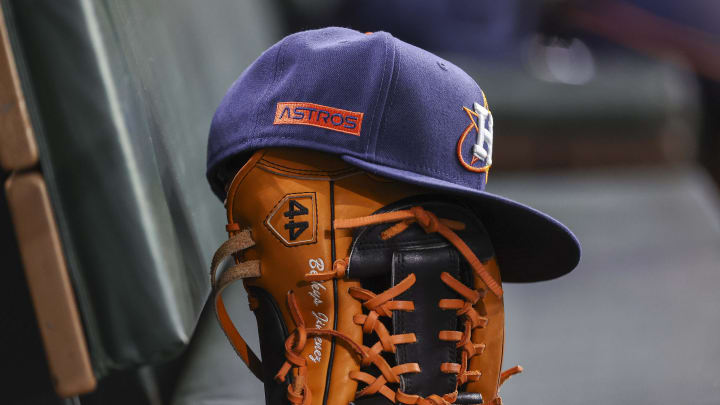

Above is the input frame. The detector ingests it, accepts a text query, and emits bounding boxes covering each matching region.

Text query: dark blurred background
[1,1,718,404]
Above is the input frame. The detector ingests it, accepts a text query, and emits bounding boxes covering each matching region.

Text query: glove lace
[276,206,520,404]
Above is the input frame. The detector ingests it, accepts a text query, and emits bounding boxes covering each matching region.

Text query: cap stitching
[365,32,391,156]
[248,37,287,144]
[376,38,402,163]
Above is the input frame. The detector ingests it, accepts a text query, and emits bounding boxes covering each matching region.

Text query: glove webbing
[276,206,507,405]
[210,208,522,403]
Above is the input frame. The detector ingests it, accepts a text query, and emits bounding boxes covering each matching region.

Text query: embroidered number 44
[284,199,309,241]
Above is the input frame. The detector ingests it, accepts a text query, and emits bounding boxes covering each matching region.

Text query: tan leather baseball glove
[210,148,521,405]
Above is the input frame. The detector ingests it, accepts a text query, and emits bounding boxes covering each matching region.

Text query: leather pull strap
[210,228,263,380]
[391,246,461,397]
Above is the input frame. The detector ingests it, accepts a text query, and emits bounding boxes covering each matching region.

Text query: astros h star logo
[456,98,494,178]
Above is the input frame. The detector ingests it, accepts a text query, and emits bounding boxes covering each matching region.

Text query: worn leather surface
[225,148,429,405]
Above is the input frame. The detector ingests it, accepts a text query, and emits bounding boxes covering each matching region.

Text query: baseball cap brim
[341,155,580,283]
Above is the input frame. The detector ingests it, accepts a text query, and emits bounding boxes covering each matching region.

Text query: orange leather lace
[276,206,521,405]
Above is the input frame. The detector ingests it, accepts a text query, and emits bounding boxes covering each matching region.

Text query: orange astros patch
[273,102,363,136]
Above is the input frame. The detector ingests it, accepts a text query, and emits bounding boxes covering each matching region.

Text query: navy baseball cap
[207,27,580,282]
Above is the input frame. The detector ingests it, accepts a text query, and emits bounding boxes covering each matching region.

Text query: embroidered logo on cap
[274,102,363,136]
[457,99,493,176]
